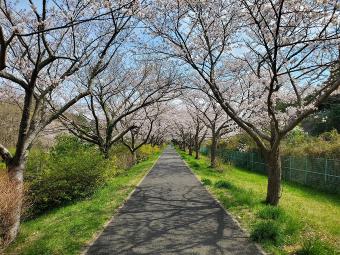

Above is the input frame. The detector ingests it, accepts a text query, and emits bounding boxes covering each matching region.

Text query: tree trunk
[3,162,24,246]
[100,144,110,159]
[132,150,137,162]
[195,145,199,159]
[103,150,110,159]
[188,143,193,156]
[210,134,217,168]
[194,136,199,159]
[102,149,110,159]
[265,148,282,205]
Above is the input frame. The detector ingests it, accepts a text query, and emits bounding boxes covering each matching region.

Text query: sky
[17,0,42,9]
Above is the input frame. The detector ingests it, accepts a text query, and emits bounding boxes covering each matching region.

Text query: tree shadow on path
[85,149,264,255]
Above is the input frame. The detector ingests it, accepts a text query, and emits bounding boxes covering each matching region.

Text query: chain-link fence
[200,147,340,194]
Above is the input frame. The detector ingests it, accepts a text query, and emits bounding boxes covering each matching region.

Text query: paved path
[86,147,264,255]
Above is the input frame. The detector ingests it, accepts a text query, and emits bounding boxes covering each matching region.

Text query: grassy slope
[178,150,340,255]
[4,153,160,255]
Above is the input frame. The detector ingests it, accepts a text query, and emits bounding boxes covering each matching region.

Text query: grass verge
[4,153,160,255]
[177,149,340,255]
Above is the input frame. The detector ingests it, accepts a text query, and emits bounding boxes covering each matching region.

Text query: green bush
[214,158,231,173]
[216,129,340,158]
[109,144,134,169]
[250,221,283,245]
[25,136,111,217]
[109,144,159,169]
[191,162,200,168]
[201,178,212,186]
[286,126,309,146]
[296,239,337,255]
[138,144,160,161]
[0,162,5,171]
[220,133,257,152]
[214,180,233,189]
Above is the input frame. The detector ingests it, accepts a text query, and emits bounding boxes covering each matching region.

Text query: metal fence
[201,148,340,194]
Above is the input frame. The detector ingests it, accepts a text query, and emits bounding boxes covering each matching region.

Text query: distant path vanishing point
[85,147,264,255]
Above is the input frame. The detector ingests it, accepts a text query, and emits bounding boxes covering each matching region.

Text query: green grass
[178,149,340,255]
[251,220,284,245]
[296,238,337,255]
[201,178,212,186]
[4,153,160,255]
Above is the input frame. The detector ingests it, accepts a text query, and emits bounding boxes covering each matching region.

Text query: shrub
[110,144,134,169]
[218,129,340,158]
[250,221,283,245]
[257,206,285,220]
[286,126,309,146]
[214,180,233,189]
[191,161,200,168]
[138,144,160,161]
[25,135,108,217]
[319,129,339,142]
[201,178,212,186]
[215,158,230,173]
[220,133,257,152]
[281,129,340,158]
[296,239,336,255]
[0,172,23,248]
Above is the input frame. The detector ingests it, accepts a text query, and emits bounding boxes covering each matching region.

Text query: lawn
[4,153,160,255]
[178,150,340,255]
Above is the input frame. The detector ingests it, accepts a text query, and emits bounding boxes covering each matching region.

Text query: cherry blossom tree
[0,0,139,245]
[60,60,180,158]
[185,92,235,166]
[191,113,207,160]
[184,99,207,159]
[168,100,206,157]
[170,106,192,151]
[149,118,170,147]
[144,0,340,205]
[121,106,164,161]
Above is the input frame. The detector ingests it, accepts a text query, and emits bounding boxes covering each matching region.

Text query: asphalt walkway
[86,147,264,255]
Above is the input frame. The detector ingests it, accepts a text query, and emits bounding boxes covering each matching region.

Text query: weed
[192,162,200,168]
[296,239,337,255]
[251,221,283,245]
[257,206,284,220]
[233,188,256,206]
[256,206,300,244]
[214,180,233,189]
[201,178,212,186]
